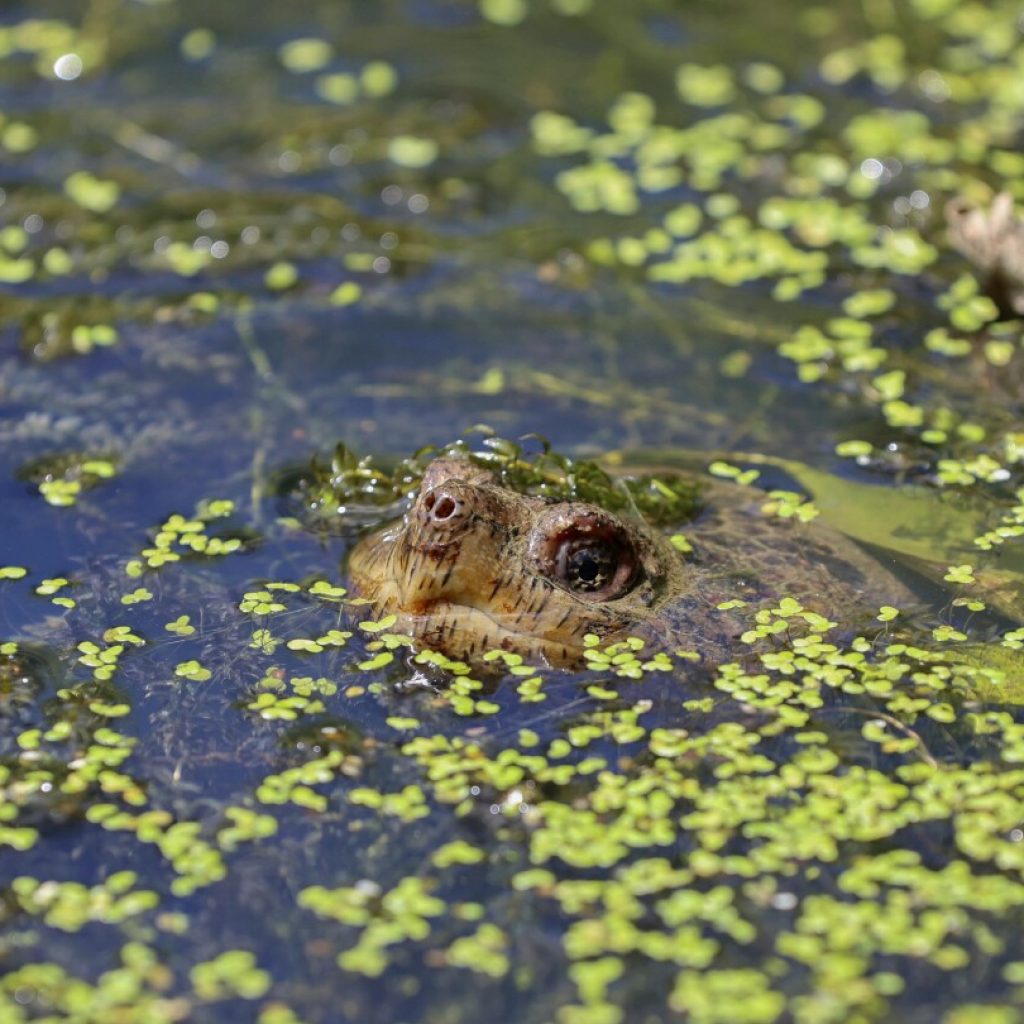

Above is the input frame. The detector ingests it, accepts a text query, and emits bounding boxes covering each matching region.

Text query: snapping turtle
[348,455,912,666]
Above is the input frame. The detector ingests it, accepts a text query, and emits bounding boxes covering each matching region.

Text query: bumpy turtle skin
[348,457,913,667]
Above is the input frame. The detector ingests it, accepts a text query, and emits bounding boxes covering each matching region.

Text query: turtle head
[348,457,677,665]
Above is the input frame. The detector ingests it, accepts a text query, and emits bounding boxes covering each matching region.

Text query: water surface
[3,2,1024,1021]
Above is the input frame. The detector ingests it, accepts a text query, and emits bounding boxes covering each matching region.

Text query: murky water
[4,1,1024,1021]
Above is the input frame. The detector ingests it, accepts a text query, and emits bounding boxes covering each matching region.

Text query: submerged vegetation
[295,430,703,527]
[4,0,1024,1022]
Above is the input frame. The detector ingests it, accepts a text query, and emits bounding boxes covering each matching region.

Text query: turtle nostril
[432,495,458,520]
[420,486,467,526]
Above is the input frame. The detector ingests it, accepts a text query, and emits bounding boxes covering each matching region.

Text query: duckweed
[20,452,119,507]
[189,950,271,1000]
[10,873,159,932]
[300,877,447,976]
[445,923,510,978]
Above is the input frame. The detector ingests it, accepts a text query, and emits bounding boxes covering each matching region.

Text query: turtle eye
[531,509,639,601]
[555,539,619,592]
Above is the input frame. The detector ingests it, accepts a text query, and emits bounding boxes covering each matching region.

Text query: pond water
[4,1,1024,1021]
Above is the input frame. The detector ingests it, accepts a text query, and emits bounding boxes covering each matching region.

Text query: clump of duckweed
[0,943,276,1022]
[16,297,131,362]
[247,670,337,721]
[582,634,674,679]
[0,945,191,1024]
[444,922,510,978]
[18,452,119,507]
[8,872,159,932]
[189,950,271,1000]
[0,632,145,853]
[86,806,229,897]
[299,877,447,977]
[125,500,245,576]
[256,749,362,811]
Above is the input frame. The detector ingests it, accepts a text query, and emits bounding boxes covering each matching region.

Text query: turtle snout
[418,482,471,530]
